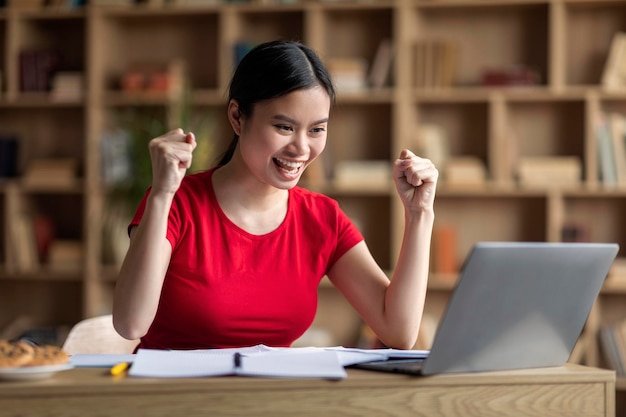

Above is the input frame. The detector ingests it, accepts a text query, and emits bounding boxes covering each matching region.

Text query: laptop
[351,242,619,375]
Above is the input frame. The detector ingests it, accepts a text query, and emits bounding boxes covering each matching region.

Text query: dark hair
[217,40,336,166]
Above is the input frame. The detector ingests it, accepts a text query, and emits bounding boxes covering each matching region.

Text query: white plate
[0,364,73,382]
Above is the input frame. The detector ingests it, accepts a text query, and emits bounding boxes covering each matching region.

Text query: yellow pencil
[110,362,130,376]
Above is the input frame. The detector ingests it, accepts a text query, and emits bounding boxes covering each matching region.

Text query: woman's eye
[311,127,327,134]
[276,124,293,132]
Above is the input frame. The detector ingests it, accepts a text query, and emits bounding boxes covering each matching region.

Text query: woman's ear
[228,99,243,136]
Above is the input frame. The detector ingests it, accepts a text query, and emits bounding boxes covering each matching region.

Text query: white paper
[324,347,429,366]
[129,347,347,379]
[70,354,136,368]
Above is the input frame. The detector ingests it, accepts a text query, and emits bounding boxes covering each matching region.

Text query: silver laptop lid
[422,242,619,375]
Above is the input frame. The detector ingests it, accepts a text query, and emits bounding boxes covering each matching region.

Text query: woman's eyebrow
[272,115,329,126]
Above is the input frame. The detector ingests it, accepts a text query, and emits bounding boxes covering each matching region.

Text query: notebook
[352,242,619,375]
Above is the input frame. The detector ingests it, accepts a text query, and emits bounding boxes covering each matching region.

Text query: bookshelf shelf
[0,270,83,282]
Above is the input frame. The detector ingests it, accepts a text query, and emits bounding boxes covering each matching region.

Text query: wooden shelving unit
[1,0,626,381]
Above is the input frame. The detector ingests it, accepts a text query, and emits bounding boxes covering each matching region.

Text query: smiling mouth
[273,157,305,175]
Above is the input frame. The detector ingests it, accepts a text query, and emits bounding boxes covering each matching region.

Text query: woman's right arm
[112,129,196,340]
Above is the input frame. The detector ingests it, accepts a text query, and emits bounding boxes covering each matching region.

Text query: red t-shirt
[129,168,364,349]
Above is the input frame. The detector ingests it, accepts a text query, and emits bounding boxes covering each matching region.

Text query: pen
[233,352,242,370]
[110,362,131,376]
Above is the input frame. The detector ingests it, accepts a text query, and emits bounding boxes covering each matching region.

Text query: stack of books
[50,72,84,102]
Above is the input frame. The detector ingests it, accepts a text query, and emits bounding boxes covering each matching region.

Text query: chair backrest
[62,314,139,355]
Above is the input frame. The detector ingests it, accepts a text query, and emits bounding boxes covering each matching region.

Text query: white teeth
[275,158,304,169]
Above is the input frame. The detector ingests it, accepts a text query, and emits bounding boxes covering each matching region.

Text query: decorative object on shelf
[120,58,186,96]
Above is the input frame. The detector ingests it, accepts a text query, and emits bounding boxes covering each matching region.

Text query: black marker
[233,352,242,369]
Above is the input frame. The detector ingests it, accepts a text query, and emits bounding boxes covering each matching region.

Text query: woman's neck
[211,160,289,235]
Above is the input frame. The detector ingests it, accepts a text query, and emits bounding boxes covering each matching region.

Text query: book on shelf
[368,38,393,89]
[517,156,582,188]
[50,71,84,102]
[19,49,61,92]
[5,185,39,274]
[22,158,78,188]
[326,57,368,93]
[443,157,487,188]
[609,112,626,186]
[601,32,626,90]
[595,111,626,188]
[414,38,457,89]
[432,224,458,276]
[333,160,391,189]
[480,66,540,87]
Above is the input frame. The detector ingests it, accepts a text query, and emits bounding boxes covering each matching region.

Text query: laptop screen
[420,242,618,375]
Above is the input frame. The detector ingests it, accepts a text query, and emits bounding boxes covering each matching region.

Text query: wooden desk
[0,364,615,417]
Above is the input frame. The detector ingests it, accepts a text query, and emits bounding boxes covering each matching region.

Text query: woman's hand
[148,128,197,196]
[393,149,438,214]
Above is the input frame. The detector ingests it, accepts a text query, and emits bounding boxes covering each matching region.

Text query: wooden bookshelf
[0,0,626,375]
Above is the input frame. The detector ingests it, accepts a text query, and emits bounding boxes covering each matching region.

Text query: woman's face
[235,86,331,190]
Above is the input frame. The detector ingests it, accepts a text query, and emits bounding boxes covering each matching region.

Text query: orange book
[433,225,458,275]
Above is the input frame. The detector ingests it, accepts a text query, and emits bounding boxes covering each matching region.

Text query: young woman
[113,40,438,350]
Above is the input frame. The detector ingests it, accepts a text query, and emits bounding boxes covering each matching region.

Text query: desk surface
[0,364,615,417]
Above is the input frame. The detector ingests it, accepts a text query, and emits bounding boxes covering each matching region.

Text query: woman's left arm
[327,149,438,349]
